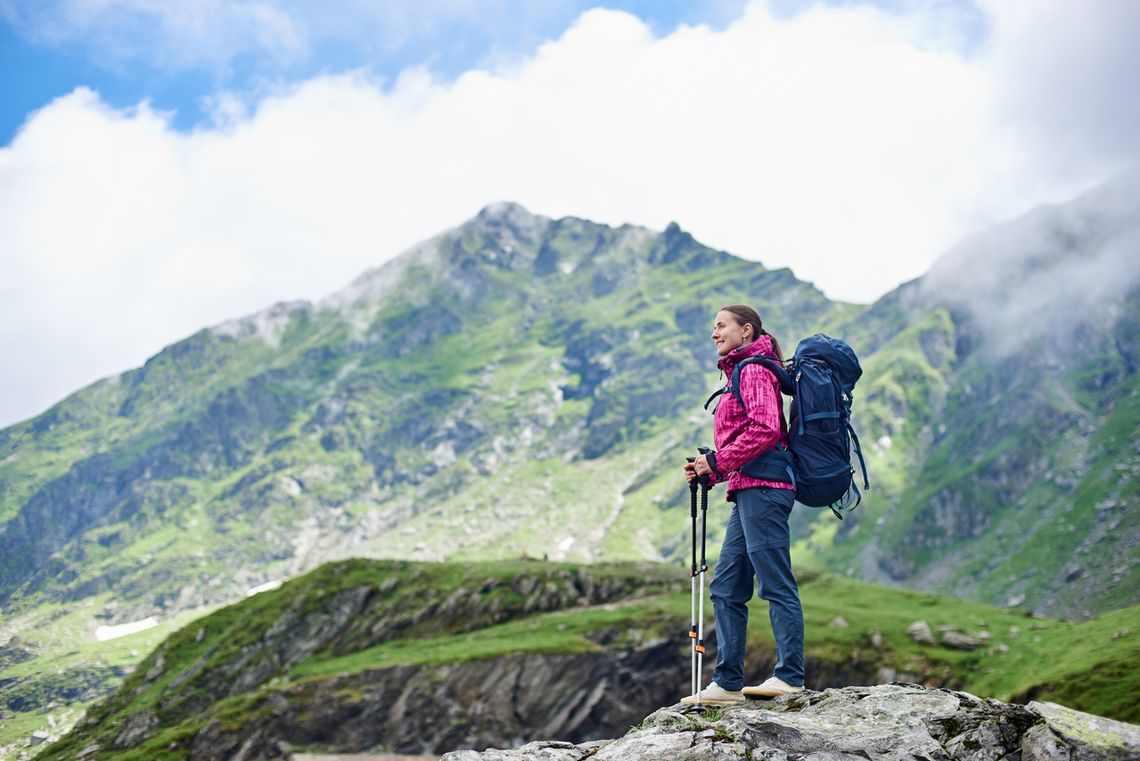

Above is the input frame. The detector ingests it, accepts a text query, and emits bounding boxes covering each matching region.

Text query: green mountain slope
[34,559,1140,760]
[0,206,848,623]
[6,185,1134,626]
[1,178,1138,753]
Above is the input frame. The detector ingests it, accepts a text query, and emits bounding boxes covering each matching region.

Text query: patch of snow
[246,580,283,597]
[95,617,158,642]
[558,537,575,552]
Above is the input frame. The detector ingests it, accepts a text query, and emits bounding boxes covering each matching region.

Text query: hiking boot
[742,677,806,698]
[680,681,745,705]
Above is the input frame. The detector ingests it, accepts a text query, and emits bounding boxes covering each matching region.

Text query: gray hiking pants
[710,486,805,689]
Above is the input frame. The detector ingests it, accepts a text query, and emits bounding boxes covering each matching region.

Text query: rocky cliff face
[115,639,929,761]
[183,648,680,760]
[442,684,1140,761]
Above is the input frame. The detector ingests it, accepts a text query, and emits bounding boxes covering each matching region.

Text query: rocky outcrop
[79,645,958,761]
[183,643,680,761]
[441,684,1140,761]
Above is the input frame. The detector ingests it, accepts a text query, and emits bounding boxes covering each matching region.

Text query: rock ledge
[441,684,1140,761]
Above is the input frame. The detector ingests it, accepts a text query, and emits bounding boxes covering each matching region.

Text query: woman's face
[712,310,753,357]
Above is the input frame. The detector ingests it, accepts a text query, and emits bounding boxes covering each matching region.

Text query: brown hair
[720,304,784,360]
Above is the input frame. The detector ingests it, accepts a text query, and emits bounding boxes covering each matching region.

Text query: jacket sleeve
[712,364,783,474]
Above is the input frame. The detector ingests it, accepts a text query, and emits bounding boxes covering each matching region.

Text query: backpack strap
[847,423,870,490]
[703,387,727,411]
[726,355,794,411]
[830,480,861,520]
[740,442,796,487]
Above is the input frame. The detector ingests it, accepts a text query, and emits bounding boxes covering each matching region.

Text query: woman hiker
[681,304,806,704]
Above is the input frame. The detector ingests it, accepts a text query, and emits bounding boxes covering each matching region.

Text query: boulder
[1028,701,1140,761]
[907,620,935,644]
[941,630,984,650]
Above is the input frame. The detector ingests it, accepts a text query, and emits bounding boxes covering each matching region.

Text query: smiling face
[712,309,754,356]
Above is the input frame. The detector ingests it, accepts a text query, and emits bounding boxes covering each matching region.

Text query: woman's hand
[683,461,698,483]
[683,455,714,483]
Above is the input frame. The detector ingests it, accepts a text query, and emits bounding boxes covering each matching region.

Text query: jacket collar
[718,335,776,374]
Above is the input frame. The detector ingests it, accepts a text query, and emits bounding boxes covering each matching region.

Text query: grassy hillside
[31,559,1140,760]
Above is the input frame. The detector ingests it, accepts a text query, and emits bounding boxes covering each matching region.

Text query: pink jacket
[707,336,794,498]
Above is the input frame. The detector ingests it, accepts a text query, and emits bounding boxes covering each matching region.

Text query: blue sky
[0,1,990,145]
[0,0,1136,427]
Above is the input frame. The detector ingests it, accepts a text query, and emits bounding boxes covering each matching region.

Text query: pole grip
[699,479,709,571]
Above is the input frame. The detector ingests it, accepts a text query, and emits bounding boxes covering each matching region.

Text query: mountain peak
[475,200,537,221]
[468,200,550,244]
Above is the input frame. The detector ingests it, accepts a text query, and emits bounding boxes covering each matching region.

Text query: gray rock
[111,708,158,749]
[144,651,166,682]
[907,620,935,644]
[591,725,747,760]
[1029,701,1140,760]
[1022,723,1073,761]
[445,685,1137,761]
[941,631,984,650]
[443,740,590,761]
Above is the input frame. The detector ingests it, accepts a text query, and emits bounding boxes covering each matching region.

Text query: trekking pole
[686,459,701,708]
[695,447,712,708]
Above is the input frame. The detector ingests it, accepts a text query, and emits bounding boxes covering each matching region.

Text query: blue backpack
[704,334,870,518]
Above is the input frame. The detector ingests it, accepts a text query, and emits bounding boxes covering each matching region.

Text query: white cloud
[1,1,1137,427]
[980,0,1140,178]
